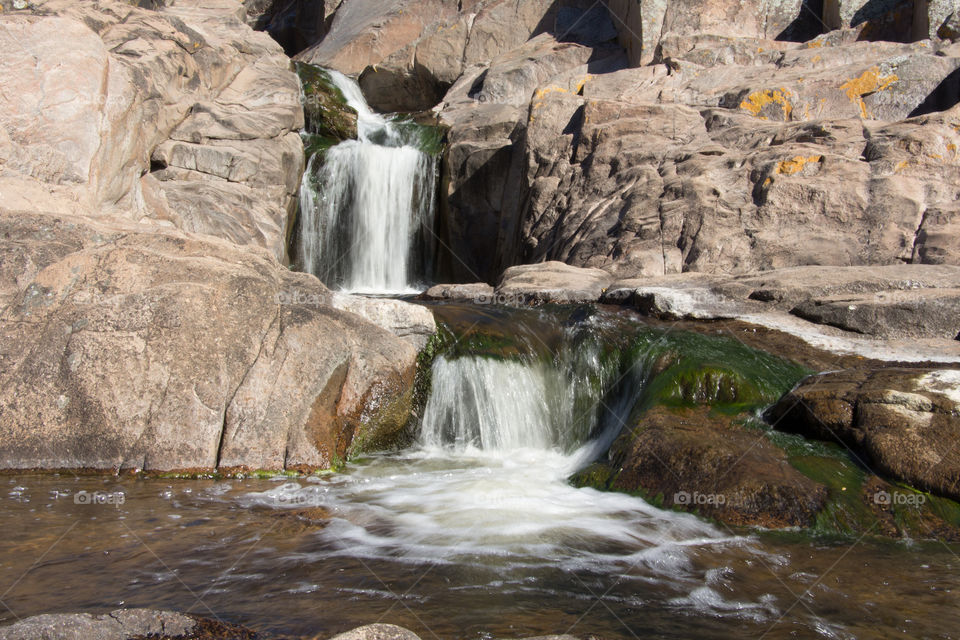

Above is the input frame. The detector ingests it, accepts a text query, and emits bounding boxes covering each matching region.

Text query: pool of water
[1,462,958,640]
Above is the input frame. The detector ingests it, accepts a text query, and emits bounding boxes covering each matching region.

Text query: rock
[0,0,303,262]
[604,406,829,528]
[296,0,615,112]
[330,293,438,351]
[0,211,418,472]
[242,0,328,55]
[422,282,495,301]
[329,624,422,640]
[766,367,960,500]
[938,10,960,38]
[0,609,196,640]
[438,33,624,281]
[496,261,613,304]
[600,265,960,361]
[789,289,960,338]
[297,62,360,142]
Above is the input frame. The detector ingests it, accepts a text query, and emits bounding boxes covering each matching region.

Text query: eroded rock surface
[0,0,304,261]
[0,211,418,472]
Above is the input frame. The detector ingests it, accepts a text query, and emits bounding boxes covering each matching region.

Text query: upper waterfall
[297,70,438,294]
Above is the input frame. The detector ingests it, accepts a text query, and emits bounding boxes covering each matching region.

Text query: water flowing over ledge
[296,69,438,294]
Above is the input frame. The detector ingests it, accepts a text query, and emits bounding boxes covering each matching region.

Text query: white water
[298,70,437,294]
[240,354,791,623]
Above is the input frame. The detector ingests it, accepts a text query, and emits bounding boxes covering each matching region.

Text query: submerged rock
[605,406,829,528]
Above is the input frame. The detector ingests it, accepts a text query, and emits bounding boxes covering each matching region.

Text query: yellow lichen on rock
[533,85,568,109]
[740,88,794,120]
[840,67,898,118]
[775,155,823,175]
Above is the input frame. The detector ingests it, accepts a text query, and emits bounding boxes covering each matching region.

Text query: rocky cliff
[0,0,433,473]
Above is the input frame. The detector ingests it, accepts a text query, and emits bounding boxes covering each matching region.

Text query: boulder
[0,609,196,640]
[496,261,613,304]
[331,293,438,350]
[0,211,421,472]
[766,367,960,500]
[423,282,495,301]
[330,624,422,640]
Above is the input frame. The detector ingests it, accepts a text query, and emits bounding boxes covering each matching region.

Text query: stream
[1,304,959,639]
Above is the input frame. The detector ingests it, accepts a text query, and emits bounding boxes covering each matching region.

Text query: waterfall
[419,332,639,472]
[297,70,437,294]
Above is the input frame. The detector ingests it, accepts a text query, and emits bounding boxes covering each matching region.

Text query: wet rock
[496,261,613,304]
[605,406,829,528]
[296,63,359,143]
[766,367,960,500]
[0,609,196,640]
[329,624,421,640]
[0,211,418,473]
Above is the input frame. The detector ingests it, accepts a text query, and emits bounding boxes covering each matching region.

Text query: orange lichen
[739,88,794,120]
[531,85,570,110]
[775,155,823,175]
[840,67,899,118]
[894,160,909,173]
[807,40,823,48]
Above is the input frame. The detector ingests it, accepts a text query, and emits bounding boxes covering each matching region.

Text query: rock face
[766,367,960,501]
[296,0,615,112]
[0,0,304,263]
[0,1,432,473]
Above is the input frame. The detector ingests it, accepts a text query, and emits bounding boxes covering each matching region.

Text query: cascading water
[297,70,437,294]
[236,305,793,628]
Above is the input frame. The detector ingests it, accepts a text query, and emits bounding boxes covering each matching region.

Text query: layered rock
[0,0,304,262]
